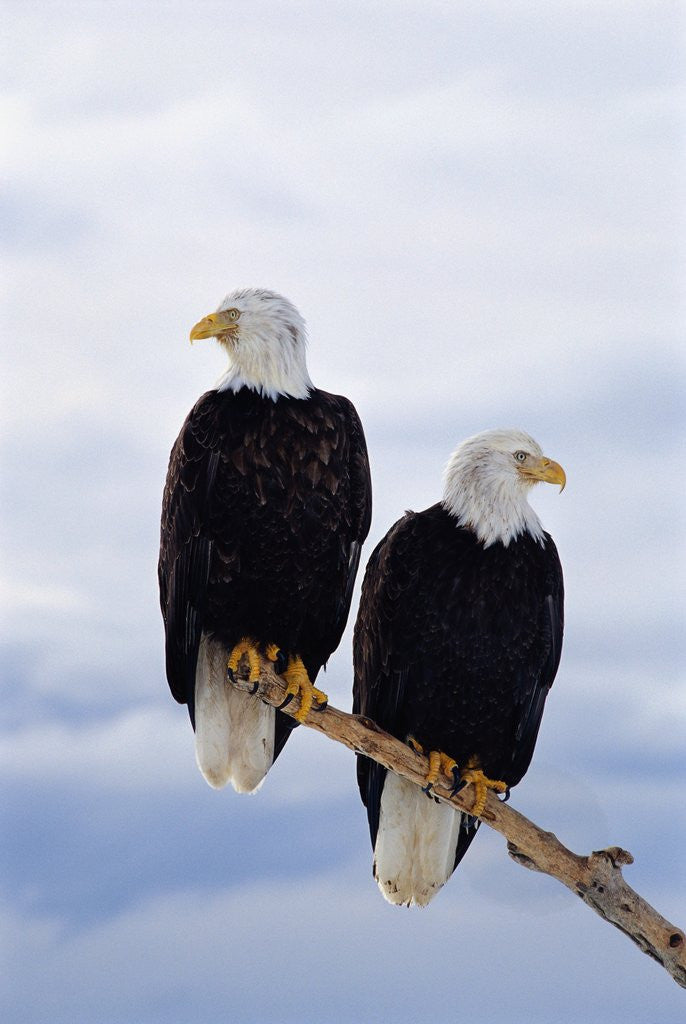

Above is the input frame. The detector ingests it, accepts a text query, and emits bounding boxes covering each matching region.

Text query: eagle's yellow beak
[189,310,240,343]
[519,456,566,492]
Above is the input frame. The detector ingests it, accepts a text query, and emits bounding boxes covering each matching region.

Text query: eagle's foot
[226,638,261,694]
[264,643,287,675]
[460,766,508,817]
[278,655,328,723]
[422,749,461,797]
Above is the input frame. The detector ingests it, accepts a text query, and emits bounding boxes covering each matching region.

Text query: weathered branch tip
[230,655,686,989]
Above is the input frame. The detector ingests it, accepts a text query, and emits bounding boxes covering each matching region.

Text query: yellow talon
[265,643,281,663]
[281,655,328,723]
[312,684,328,705]
[226,637,261,685]
[423,750,459,792]
[460,766,508,817]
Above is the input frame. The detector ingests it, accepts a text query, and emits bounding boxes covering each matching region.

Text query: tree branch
[231,657,686,988]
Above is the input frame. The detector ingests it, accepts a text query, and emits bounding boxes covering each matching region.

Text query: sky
[1,1,685,1021]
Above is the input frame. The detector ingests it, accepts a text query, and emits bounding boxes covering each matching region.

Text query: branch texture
[231,657,686,988]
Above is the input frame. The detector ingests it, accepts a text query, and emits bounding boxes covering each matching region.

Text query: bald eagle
[159,288,371,792]
[353,429,564,906]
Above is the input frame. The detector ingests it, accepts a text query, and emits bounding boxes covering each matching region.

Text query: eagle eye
[228,308,240,320]
[514,451,527,463]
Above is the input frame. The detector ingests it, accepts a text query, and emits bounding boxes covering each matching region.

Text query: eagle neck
[441,464,544,549]
[215,320,313,402]
[216,366,312,402]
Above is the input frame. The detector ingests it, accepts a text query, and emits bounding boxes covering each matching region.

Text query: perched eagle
[159,288,371,792]
[353,428,564,906]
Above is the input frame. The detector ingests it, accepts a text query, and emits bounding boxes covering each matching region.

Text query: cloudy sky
[2,1,684,1020]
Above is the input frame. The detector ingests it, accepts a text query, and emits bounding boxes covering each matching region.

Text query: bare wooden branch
[231,657,686,988]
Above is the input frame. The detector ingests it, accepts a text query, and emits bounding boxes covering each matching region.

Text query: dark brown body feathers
[353,502,563,871]
[159,386,371,751]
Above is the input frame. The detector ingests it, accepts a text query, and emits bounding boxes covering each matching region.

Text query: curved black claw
[499,787,511,803]
[273,650,287,675]
[248,680,260,695]
[421,782,434,798]
[277,692,294,710]
[313,698,328,713]
[226,666,236,683]
[450,767,467,797]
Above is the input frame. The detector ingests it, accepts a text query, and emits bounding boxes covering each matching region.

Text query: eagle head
[189,288,312,401]
[442,428,566,548]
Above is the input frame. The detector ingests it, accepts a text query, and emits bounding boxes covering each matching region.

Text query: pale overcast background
[2,2,685,1022]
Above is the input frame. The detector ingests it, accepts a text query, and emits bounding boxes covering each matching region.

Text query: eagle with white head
[160,288,371,792]
[353,428,564,906]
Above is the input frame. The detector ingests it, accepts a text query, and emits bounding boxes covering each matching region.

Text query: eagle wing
[329,399,372,651]
[353,529,410,850]
[158,393,225,721]
[507,534,564,784]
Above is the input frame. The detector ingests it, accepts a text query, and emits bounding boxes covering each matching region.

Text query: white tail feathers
[373,772,463,907]
[194,635,275,793]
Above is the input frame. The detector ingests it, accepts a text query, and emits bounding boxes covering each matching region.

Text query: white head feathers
[212,288,313,401]
[442,428,552,548]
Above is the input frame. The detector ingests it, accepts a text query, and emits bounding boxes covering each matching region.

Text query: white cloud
[2,861,684,1024]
